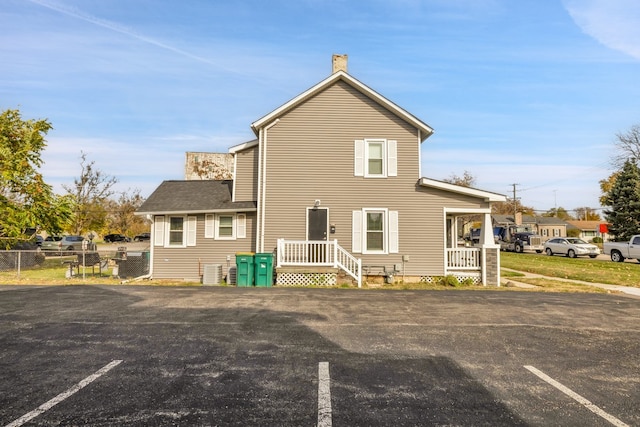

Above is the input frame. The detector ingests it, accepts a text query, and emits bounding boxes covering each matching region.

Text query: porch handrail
[277,239,362,287]
[446,247,481,270]
[334,242,362,288]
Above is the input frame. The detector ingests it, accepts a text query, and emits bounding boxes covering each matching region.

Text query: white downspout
[260,119,280,253]
[417,129,421,177]
[256,129,263,253]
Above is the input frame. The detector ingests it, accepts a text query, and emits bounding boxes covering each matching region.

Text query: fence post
[17,251,21,279]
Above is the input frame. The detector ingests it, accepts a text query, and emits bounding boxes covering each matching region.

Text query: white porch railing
[276,239,362,288]
[446,247,481,270]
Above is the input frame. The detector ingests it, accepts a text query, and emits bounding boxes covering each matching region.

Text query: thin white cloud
[563,0,640,60]
[25,0,249,74]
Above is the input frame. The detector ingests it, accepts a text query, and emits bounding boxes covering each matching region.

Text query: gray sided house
[137,60,506,286]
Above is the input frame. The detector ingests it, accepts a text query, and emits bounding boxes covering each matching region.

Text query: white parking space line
[524,365,630,427]
[318,361,332,427]
[5,360,123,427]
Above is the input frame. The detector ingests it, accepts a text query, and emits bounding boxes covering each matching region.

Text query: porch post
[480,212,501,286]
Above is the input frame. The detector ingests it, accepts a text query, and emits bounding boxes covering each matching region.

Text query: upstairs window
[367,141,384,176]
[354,139,397,178]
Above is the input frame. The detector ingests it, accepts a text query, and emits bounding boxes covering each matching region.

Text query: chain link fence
[0,247,150,281]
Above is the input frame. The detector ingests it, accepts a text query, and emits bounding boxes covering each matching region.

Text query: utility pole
[510,183,520,222]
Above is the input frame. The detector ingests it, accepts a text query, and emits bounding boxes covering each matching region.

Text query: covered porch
[445,210,501,286]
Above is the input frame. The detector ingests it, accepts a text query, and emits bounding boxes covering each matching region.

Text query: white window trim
[363,208,388,254]
[352,208,399,254]
[355,139,397,178]
[160,216,197,248]
[165,216,188,248]
[364,139,387,178]
[215,214,236,240]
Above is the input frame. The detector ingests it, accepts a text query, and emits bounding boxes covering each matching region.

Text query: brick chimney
[515,212,522,226]
[332,54,348,73]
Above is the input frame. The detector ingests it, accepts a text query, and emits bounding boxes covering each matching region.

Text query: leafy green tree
[603,159,640,241]
[0,109,72,248]
[542,207,574,220]
[599,172,619,207]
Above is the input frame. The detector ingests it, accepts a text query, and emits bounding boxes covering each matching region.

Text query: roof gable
[136,180,256,215]
[250,71,434,141]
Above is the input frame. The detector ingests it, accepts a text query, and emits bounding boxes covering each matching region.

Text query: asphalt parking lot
[1,286,638,426]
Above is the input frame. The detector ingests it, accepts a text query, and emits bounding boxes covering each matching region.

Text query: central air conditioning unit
[202,264,222,285]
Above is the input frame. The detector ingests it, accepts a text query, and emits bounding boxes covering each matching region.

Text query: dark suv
[104,233,130,243]
[133,233,150,242]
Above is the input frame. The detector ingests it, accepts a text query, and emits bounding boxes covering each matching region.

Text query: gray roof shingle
[136,180,256,214]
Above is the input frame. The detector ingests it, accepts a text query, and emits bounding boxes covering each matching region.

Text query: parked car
[104,233,130,243]
[40,236,63,251]
[543,237,600,258]
[133,232,150,242]
[603,235,640,262]
[41,235,95,253]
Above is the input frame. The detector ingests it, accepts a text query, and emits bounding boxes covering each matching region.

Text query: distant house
[565,220,609,242]
[137,55,506,286]
[492,214,567,241]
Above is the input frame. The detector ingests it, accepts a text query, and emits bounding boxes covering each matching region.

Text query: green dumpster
[254,253,274,287]
[235,253,255,287]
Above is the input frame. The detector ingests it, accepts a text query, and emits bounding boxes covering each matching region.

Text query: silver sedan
[543,237,601,258]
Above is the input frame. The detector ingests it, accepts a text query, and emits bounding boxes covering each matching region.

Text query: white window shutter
[237,214,246,238]
[389,210,399,253]
[354,140,364,176]
[187,216,197,246]
[387,140,397,177]
[205,214,214,238]
[154,216,165,246]
[352,210,362,253]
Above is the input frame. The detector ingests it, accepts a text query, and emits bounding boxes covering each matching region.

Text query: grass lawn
[2,251,638,292]
[500,252,640,288]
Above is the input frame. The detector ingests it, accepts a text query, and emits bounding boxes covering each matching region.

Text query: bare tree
[443,170,476,187]
[573,207,601,221]
[63,151,117,235]
[105,189,149,237]
[612,124,640,168]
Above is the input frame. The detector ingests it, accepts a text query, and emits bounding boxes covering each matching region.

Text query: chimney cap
[332,54,348,73]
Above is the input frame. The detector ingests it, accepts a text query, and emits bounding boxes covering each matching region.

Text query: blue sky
[2,0,640,214]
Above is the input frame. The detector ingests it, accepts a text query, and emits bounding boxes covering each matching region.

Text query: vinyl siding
[151,212,256,281]
[258,80,489,276]
[234,146,258,202]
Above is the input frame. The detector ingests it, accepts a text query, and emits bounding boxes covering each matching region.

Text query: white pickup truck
[603,235,640,262]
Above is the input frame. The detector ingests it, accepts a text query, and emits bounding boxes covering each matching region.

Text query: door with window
[307,207,328,262]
